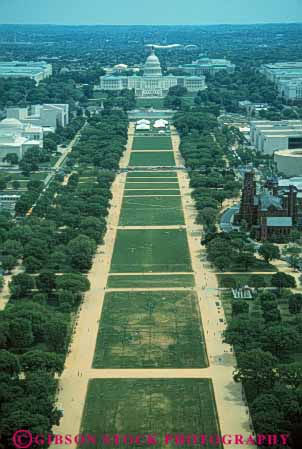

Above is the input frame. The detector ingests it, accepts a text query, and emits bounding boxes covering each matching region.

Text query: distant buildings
[0,61,52,84]
[250,120,302,154]
[237,170,298,240]
[99,48,206,98]
[178,56,235,76]
[260,62,302,102]
[238,101,269,116]
[0,118,43,163]
[274,149,302,177]
[6,104,69,131]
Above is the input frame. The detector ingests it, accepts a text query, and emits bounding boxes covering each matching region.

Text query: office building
[0,61,52,84]
[250,120,302,154]
[0,118,43,163]
[6,104,69,131]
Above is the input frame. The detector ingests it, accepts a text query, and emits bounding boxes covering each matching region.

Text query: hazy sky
[0,0,301,25]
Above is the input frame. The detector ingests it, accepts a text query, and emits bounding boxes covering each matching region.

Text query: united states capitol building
[99,49,206,98]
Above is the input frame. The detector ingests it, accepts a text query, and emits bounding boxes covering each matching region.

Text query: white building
[278,78,302,101]
[0,118,43,163]
[274,149,302,177]
[0,61,52,84]
[250,120,302,154]
[179,56,235,76]
[99,49,206,98]
[6,104,69,131]
[260,62,302,102]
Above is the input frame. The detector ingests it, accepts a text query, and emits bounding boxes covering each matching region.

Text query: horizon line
[0,21,301,27]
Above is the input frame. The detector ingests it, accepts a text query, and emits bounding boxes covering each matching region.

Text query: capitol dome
[143,49,162,77]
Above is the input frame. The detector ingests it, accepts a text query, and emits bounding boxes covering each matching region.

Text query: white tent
[153,120,166,128]
[136,119,151,125]
[136,123,150,130]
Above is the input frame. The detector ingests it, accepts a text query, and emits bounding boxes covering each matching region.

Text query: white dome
[143,49,162,77]
[0,118,23,128]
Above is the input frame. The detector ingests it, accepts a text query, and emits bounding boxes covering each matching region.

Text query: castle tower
[288,185,298,224]
[239,170,256,227]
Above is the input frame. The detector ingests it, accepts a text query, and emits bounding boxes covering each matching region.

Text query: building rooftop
[267,216,293,227]
[275,149,302,157]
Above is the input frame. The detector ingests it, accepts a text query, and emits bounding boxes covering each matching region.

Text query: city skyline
[0,0,301,25]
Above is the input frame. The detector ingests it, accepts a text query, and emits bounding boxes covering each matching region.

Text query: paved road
[220,204,240,232]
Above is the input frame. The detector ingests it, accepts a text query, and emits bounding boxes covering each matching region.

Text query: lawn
[136,97,165,108]
[129,152,175,167]
[107,274,195,288]
[80,379,221,449]
[132,136,172,150]
[126,177,178,183]
[127,171,177,178]
[125,182,179,190]
[124,190,180,196]
[119,196,184,226]
[110,228,192,272]
[93,290,206,368]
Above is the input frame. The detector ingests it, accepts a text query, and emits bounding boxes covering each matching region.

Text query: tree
[1,255,17,272]
[271,272,296,289]
[21,350,64,374]
[57,289,77,307]
[233,349,278,394]
[24,256,43,273]
[3,153,19,165]
[0,179,7,190]
[258,242,280,264]
[288,294,302,314]
[213,256,229,271]
[36,271,56,293]
[8,318,34,348]
[261,324,300,357]
[67,234,96,271]
[55,272,90,293]
[278,362,302,389]
[0,350,20,377]
[9,273,35,299]
[232,300,249,317]
[235,248,255,271]
[262,307,281,323]
[223,317,263,352]
[2,239,23,257]
[44,319,68,352]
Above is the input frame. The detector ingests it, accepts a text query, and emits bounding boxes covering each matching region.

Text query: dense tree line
[0,111,128,448]
[224,287,302,449]
[174,110,240,233]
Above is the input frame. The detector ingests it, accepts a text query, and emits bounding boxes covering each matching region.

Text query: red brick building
[237,170,297,240]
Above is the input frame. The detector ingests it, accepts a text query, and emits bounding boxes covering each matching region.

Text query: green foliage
[271,272,296,289]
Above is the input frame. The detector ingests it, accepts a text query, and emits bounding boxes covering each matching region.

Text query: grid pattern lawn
[125,182,179,190]
[127,171,177,178]
[80,379,221,449]
[110,229,192,273]
[119,196,184,226]
[124,190,180,196]
[93,290,206,368]
[107,274,195,288]
[132,136,172,150]
[126,177,178,182]
[129,151,175,167]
